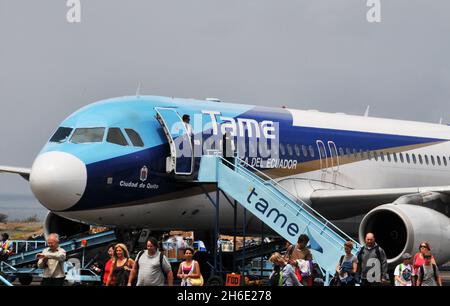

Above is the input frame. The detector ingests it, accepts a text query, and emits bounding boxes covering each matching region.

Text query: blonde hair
[113,243,130,261]
[269,252,285,266]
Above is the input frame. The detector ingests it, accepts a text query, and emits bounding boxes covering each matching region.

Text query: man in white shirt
[37,233,66,286]
[394,253,414,286]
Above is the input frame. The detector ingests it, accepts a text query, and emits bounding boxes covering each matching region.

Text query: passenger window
[418,154,423,164]
[319,145,326,158]
[374,151,378,161]
[302,145,308,157]
[294,144,300,157]
[287,144,293,156]
[107,128,128,146]
[399,153,404,163]
[280,143,286,156]
[412,154,417,164]
[71,128,105,144]
[405,153,410,163]
[308,145,315,158]
[380,152,385,162]
[431,155,435,166]
[50,127,73,143]
[125,129,145,147]
[437,156,441,166]
[425,155,429,165]
[443,156,448,166]
[386,152,391,162]
[393,153,398,163]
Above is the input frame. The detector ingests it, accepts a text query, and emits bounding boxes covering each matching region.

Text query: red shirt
[103,259,113,285]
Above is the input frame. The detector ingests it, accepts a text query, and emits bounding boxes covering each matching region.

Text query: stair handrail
[219,155,360,250]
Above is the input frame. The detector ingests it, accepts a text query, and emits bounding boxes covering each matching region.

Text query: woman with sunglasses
[413,242,436,285]
[416,251,442,286]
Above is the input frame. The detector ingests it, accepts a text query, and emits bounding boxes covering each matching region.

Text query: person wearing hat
[394,253,415,286]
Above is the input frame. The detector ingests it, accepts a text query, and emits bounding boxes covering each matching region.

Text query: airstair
[197,155,361,282]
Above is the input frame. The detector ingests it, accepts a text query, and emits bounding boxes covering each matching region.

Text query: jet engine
[359,204,450,266]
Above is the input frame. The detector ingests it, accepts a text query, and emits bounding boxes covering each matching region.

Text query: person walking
[127,237,173,286]
[91,243,115,286]
[269,252,301,286]
[333,241,358,286]
[106,243,134,286]
[413,241,436,285]
[416,251,442,286]
[36,233,66,286]
[284,234,312,285]
[177,247,202,286]
[394,253,415,286]
[356,233,388,286]
[0,233,13,261]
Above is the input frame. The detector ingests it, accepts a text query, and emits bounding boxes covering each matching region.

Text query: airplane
[1,95,450,268]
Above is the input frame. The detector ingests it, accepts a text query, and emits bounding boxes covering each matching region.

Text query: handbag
[189,274,204,286]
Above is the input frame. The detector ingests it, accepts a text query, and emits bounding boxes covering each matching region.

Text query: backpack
[269,266,283,286]
[418,264,438,285]
[357,245,382,263]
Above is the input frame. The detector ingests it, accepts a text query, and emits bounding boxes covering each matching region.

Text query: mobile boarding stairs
[196,155,361,285]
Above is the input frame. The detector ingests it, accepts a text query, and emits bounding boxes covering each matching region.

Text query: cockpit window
[107,128,128,146]
[125,129,144,147]
[49,127,73,143]
[70,128,105,144]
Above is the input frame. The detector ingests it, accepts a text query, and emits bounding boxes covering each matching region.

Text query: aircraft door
[155,107,193,175]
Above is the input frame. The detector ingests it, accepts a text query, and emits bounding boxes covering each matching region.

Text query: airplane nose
[30,151,87,211]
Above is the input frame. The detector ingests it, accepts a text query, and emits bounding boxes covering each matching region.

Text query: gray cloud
[1,0,449,211]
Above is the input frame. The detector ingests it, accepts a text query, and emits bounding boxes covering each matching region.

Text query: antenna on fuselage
[136,82,142,98]
[364,105,370,117]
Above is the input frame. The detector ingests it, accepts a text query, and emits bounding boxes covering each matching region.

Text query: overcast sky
[1,0,450,216]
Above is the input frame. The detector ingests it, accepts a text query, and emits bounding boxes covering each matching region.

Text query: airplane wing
[0,165,31,181]
[309,186,450,219]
